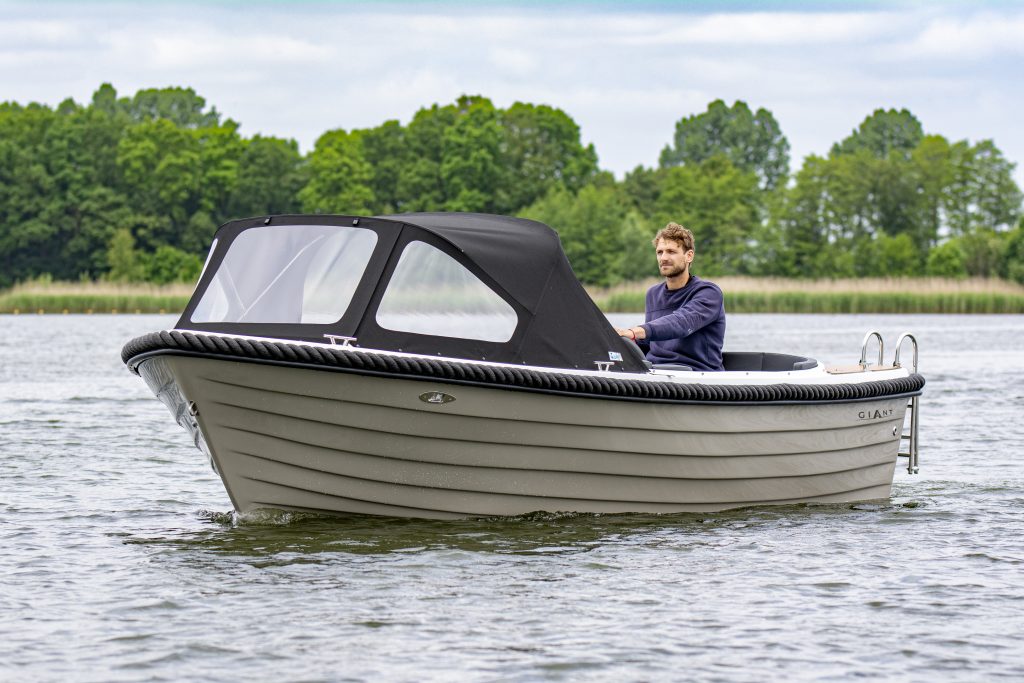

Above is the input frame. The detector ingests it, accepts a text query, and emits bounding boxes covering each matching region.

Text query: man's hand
[614,326,646,341]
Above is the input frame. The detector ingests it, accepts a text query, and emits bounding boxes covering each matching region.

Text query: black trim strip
[123,330,925,406]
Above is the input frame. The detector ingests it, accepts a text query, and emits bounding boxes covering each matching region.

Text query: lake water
[2,313,1023,682]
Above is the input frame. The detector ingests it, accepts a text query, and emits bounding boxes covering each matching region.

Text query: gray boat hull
[140,354,910,519]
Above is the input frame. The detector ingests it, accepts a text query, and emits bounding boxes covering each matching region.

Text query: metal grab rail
[893,332,920,474]
[894,332,919,372]
[859,331,884,369]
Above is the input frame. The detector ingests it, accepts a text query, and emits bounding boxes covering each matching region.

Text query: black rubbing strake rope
[122,331,926,404]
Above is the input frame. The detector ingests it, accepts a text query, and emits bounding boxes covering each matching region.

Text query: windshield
[376,240,518,342]
[191,224,378,324]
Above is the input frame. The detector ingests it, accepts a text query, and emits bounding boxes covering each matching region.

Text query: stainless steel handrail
[893,332,918,373]
[893,332,920,474]
[859,331,884,369]
[323,334,357,347]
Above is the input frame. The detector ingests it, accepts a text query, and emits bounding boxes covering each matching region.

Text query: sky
[2,0,1023,187]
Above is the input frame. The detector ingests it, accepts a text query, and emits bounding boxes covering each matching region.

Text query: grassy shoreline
[590,276,1024,314]
[0,280,193,315]
[3,277,1024,315]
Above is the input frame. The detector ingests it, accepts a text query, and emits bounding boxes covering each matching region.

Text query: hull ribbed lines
[248,492,473,518]
[206,397,900,457]
[239,468,894,509]
[199,373,900,436]
[223,426,898,483]
[232,448,896,503]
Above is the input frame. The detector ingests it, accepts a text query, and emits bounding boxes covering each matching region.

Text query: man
[614,222,725,371]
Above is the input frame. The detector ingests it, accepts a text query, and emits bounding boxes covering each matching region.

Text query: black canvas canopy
[177,212,648,372]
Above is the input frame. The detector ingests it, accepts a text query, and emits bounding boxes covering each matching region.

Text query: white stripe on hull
[150,356,910,518]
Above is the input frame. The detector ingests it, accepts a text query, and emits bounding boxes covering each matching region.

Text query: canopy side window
[191,224,378,324]
[375,240,519,342]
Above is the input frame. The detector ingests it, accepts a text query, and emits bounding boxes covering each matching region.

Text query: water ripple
[2,314,1024,682]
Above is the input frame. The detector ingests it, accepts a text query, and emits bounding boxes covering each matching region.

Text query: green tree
[1004,222,1024,283]
[654,155,760,274]
[659,100,790,191]
[768,154,846,277]
[621,165,662,217]
[90,83,121,117]
[441,96,503,212]
[944,140,1022,236]
[853,232,920,277]
[116,117,201,247]
[144,244,203,284]
[395,103,458,212]
[925,239,967,278]
[832,108,923,160]
[6,88,1023,290]
[298,128,375,214]
[771,109,1023,278]
[356,120,408,213]
[519,184,653,286]
[226,135,306,218]
[619,210,658,281]
[193,121,244,221]
[960,229,1007,277]
[127,86,221,129]
[181,210,218,255]
[0,103,58,286]
[909,135,953,250]
[340,96,601,216]
[498,102,598,212]
[105,228,146,282]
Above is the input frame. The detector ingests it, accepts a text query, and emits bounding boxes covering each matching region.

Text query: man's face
[655,238,693,278]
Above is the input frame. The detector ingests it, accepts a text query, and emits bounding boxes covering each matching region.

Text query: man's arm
[613,325,651,352]
[641,285,722,341]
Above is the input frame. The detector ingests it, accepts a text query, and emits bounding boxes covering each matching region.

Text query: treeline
[1,85,1022,289]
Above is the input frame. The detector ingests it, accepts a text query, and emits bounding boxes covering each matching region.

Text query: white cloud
[0,18,80,45]
[897,11,1024,60]
[611,11,907,47]
[145,34,334,70]
[488,47,539,78]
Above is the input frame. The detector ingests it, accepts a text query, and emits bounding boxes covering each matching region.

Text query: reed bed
[4,276,1023,315]
[0,280,193,315]
[591,277,1024,314]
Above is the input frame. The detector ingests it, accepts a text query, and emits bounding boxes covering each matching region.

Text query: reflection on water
[2,313,1024,682]
[129,504,923,560]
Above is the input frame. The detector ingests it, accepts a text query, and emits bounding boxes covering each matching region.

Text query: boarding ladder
[894,333,920,474]
[858,332,920,474]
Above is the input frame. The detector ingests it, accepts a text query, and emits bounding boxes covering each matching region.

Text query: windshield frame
[177,215,401,342]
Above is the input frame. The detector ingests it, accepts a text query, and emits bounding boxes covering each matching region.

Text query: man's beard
[661,264,687,278]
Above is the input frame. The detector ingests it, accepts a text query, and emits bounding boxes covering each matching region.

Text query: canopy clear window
[376,241,518,342]
[191,225,377,324]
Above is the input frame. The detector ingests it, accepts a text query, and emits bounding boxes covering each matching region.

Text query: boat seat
[722,352,817,372]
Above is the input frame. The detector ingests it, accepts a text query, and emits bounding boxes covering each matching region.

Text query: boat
[122,212,924,519]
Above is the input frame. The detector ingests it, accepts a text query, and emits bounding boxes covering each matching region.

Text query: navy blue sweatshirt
[638,275,726,371]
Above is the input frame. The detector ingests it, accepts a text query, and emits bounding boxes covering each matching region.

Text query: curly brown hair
[652,222,694,252]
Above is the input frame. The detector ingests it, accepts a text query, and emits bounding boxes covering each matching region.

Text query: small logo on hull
[858,408,894,420]
[419,391,456,405]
